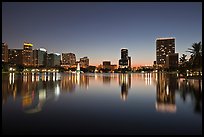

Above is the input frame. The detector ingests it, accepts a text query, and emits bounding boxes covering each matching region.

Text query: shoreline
[2,71,202,80]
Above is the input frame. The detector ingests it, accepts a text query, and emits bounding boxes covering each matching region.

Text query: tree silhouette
[179,54,187,65]
[186,42,202,75]
[178,54,189,77]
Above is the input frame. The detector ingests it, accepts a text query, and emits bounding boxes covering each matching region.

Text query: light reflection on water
[2,72,202,135]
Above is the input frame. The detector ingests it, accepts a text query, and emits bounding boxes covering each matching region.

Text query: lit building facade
[47,53,61,67]
[2,43,8,62]
[80,56,89,68]
[156,37,175,67]
[23,42,33,66]
[119,48,131,68]
[61,53,76,68]
[166,53,179,69]
[8,49,23,65]
[103,61,111,69]
[33,48,47,67]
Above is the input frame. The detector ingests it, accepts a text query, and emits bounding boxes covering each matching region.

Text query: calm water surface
[2,72,202,135]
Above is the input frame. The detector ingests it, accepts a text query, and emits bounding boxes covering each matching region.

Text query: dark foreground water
[2,72,202,135]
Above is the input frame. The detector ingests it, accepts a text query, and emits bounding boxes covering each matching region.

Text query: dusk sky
[2,2,202,67]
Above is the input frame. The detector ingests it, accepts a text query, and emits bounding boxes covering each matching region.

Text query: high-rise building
[33,48,47,67]
[23,42,33,66]
[128,56,131,68]
[61,53,76,68]
[8,49,23,65]
[47,53,61,67]
[156,37,175,67]
[103,61,111,69]
[166,53,179,69]
[121,48,128,59]
[80,56,89,68]
[119,48,131,68]
[2,43,8,62]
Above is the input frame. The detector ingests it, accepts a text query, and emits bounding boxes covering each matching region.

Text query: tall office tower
[2,43,8,62]
[8,49,23,65]
[47,53,61,67]
[61,53,76,68]
[33,48,47,67]
[80,56,89,68]
[23,42,33,66]
[119,48,131,68]
[156,37,175,67]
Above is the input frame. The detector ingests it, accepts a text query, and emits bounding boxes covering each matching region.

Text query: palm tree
[186,42,202,75]
[179,54,187,66]
[178,54,188,78]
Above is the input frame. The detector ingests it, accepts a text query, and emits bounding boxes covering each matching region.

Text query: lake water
[2,72,202,135]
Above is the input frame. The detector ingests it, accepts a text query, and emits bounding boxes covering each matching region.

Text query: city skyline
[2,2,202,67]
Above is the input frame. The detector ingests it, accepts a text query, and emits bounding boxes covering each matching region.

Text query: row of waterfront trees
[179,41,202,76]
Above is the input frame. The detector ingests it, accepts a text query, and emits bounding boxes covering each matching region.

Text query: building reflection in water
[119,73,131,101]
[2,72,62,113]
[60,74,76,93]
[60,73,89,92]
[24,89,46,114]
[9,72,15,85]
[153,72,202,114]
[155,73,177,113]
[79,74,89,89]
[54,83,60,101]
[2,73,17,104]
[145,72,152,85]
[21,73,89,114]
[134,72,153,86]
[103,75,111,84]
[22,72,61,113]
[178,78,202,114]
[76,73,80,85]
[2,72,201,114]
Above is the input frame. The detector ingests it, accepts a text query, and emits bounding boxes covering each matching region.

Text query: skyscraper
[8,49,23,65]
[23,42,33,66]
[156,37,175,67]
[61,53,76,68]
[47,53,61,67]
[2,43,8,63]
[80,56,89,68]
[103,61,111,69]
[33,48,47,67]
[119,48,131,69]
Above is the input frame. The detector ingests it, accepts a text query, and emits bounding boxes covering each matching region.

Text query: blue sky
[2,2,202,66]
